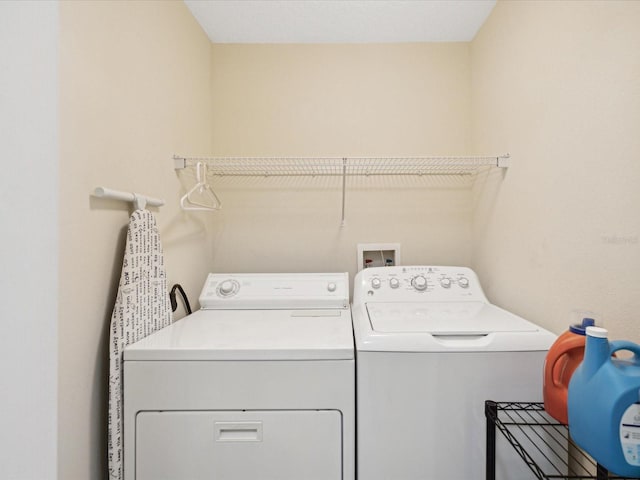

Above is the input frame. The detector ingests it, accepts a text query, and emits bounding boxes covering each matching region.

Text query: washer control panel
[199,272,349,310]
[354,266,487,304]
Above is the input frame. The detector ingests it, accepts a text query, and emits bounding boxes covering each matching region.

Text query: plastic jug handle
[610,340,640,361]
[547,335,586,388]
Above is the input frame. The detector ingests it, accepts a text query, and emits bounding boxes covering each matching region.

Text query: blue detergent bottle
[568,326,640,478]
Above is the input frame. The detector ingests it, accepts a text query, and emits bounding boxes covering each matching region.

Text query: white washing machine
[352,266,556,480]
[123,272,354,480]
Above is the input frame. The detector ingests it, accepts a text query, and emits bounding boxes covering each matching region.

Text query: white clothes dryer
[123,272,354,480]
[352,266,556,480]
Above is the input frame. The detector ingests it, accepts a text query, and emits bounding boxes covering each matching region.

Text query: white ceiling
[184,0,496,44]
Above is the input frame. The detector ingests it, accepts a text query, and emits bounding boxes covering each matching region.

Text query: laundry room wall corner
[470,0,640,341]
[58,2,214,479]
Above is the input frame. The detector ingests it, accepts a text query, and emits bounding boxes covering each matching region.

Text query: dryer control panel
[199,272,349,310]
[353,266,488,304]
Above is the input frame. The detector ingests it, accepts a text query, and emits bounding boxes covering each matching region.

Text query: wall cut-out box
[357,243,401,271]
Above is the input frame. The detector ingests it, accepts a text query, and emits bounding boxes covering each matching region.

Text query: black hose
[169,284,192,315]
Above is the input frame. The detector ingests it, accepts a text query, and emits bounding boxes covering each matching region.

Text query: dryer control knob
[412,275,428,291]
[440,278,452,288]
[389,278,400,289]
[458,277,469,288]
[371,278,382,289]
[327,282,337,292]
[218,279,238,296]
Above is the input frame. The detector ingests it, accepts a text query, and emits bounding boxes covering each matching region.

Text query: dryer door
[135,410,342,480]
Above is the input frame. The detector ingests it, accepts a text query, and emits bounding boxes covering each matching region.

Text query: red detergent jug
[543,318,594,424]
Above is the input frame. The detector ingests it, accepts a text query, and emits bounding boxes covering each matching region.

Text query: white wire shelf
[174,155,510,176]
[173,154,510,225]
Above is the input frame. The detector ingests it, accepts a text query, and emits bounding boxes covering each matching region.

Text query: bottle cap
[569,317,595,335]
[586,326,608,338]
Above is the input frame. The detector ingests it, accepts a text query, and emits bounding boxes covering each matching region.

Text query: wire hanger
[180,162,222,211]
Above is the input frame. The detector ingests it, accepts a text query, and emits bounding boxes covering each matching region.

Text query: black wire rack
[485,401,637,480]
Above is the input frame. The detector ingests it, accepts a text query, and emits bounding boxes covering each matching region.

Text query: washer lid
[124,308,354,361]
[367,302,538,335]
[354,301,556,352]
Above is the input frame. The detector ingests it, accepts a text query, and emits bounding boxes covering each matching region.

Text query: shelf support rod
[340,158,347,227]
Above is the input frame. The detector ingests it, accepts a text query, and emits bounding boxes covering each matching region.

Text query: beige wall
[211,44,471,157]
[470,1,640,340]
[204,43,474,279]
[59,1,212,478]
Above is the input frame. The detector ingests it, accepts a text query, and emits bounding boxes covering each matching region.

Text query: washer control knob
[218,279,238,297]
[389,278,400,289]
[458,277,469,288]
[371,278,382,289]
[327,282,337,292]
[440,277,452,288]
[412,275,428,291]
